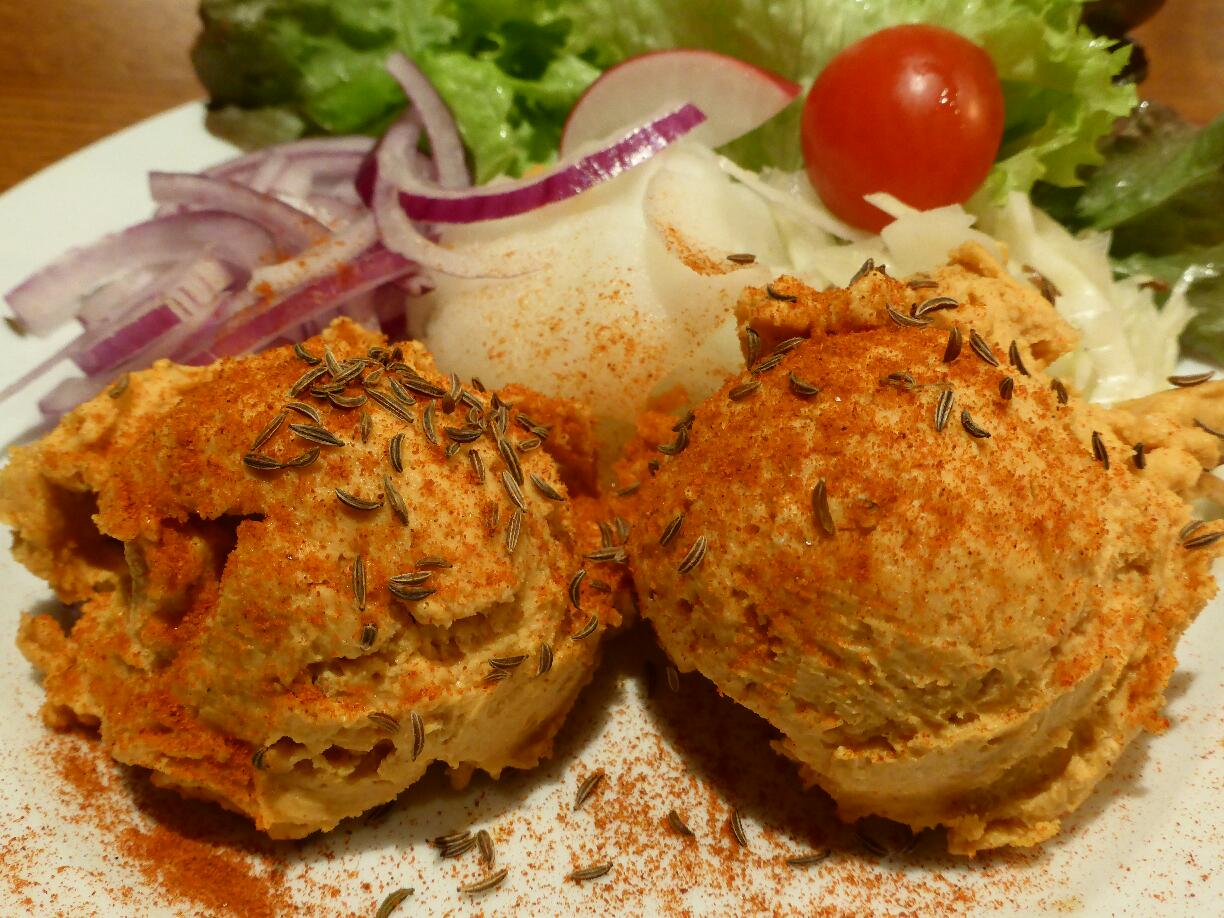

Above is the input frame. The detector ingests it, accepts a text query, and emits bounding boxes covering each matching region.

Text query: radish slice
[560,49,799,157]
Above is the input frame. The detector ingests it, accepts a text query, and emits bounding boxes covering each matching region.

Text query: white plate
[0,104,1221,917]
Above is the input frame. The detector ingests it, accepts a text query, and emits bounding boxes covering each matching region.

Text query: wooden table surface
[0,0,1221,193]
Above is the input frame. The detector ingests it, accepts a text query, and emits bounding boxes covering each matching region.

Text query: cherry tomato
[801,25,1005,232]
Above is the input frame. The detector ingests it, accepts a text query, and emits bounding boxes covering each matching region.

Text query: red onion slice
[293,288,388,339]
[303,194,364,227]
[77,268,168,329]
[0,258,235,403]
[246,152,290,193]
[149,172,330,252]
[6,212,276,336]
[0,343,83,406]
[263,160,314,201]
[186,244,417,361]
[385,52,469,189]
[5,304,183,407]
[203,136,375,185]
[73,304,182,376]
[356,114,436,207]
[37,305,216,421]
[85,257,235,339]
[249,214,380,295]
[38,376,110,422]
[390,103,707,225]
[355,147,379,206]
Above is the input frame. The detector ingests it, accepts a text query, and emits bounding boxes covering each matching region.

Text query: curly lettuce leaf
[1041,106,1224,363]
[194,0,600,183]
[195,0,1133,195]
[562,0,1136,195]
[1078,111,1224,238]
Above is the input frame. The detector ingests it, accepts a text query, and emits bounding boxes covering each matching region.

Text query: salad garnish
[4,0,1219,424]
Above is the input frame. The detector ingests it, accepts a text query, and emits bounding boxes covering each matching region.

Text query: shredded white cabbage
[975,193,1192,402]
[746,167,1191,404]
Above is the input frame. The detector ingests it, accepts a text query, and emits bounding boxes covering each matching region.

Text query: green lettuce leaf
[194,0,601,183]
[1078,111,1224,238]
[195,0,1133,195]
[1043,105,1224,363]
[1102,118,1224,362]
[560,0,1136,195]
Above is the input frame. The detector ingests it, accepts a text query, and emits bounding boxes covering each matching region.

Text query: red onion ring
[0,258,236,403]
[76,268,168,330]
[248,214,380,296]
[373,160,518,278]
[202,136,375,185]
[355,112,437,207]
[85,256,235,338]
[390,103,707,225]
[6,212,276,336]
[36,304,217,421]
[74,304,181,376]
[186,244,417,362]
[149,172,330,252]
[385,52,470,189]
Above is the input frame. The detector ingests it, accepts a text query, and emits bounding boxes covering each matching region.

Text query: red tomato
[801,25,1005,232]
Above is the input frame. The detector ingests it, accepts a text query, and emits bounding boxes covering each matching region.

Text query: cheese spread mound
[1,319,619,838]
[625,246,1222,854]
